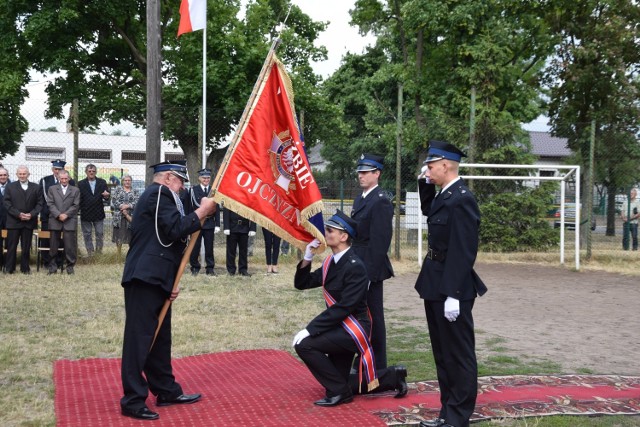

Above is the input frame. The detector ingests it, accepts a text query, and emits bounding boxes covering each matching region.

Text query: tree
[15,0,331,179]
[0,0,30,158]
[327,0,552,198]
[544,0,640,236]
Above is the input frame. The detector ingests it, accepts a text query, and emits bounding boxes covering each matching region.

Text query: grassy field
[1,248,639,426]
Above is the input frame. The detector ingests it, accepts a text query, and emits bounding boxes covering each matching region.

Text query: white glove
[420,165,431,183]
[214,227,220,233]
[444,297,460,322]
[292,328,310,346]
[248,231,256,237]
[223,229,230,235]
[303,239,321,261]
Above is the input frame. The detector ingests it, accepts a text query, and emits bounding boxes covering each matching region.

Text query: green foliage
[0,1,30,157]
[480,183,560,252]
[12,0,333,177]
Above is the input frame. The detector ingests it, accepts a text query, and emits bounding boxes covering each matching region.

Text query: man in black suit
[416,141,488,427]
[39,159,75,268]
[223,208,256,276]
[77,163,110,256]
[0,167,9,269]
[3,166,43,274]
[120,162,217,421]
[293,210,407,407]
[351,153,394,370]
[189,168,220,276]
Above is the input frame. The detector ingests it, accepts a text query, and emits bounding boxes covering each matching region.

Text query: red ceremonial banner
[212,55,325,251]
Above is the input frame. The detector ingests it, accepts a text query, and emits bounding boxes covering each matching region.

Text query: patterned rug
[358,374,640,425]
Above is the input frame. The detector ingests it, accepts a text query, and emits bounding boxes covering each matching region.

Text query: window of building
[122,151,146,163]
[25,146,65,161]
[165,152,186,162]
[78,149,112,162]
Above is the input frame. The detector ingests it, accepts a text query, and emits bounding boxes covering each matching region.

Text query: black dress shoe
[206,269,216,276]
[156,393,202,406]
[419,418,446,427]
[191,268,199,276]
[121,406,159,420]
[239,271,252,277]
[314,393,353,407]
[394,365,408,398]
[47,269,57,275]
[66,267,74,275]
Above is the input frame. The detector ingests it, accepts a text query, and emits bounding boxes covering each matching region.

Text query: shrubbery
[479,184,559,252]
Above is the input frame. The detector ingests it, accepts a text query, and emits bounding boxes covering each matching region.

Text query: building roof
[528,131,572,158]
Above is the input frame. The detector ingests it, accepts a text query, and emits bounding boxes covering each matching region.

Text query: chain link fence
[2,112,638,265]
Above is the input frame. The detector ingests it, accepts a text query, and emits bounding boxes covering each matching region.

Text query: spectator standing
[0,167,8,269]
[4,166,42,274]
[416,140,487,427]
[111,175,139,258]
[223,208,256,276]
[120,162,216,421]
[78,164,110,256]
[47,170,80,275]
[620,188,640,251]
[262,228,281,273]
[189,168,220,276]
[350,153,394,370]
[39,159,75,269]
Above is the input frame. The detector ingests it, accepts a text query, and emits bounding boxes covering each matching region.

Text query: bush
[480,185,559,252]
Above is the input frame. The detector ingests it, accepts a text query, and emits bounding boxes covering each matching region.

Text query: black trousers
[0,229,5,270]
[5,228,34,273]
[368,280,387,369]
[262,228,280,265]
[226,232,248,274]
[121,282,182,411]
[190,228,215,270]
[295,333,400,398]
[425,299,477,427]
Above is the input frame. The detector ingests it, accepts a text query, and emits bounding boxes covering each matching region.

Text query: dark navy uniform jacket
[350,187,394,282]
[190,185,220,230]
[294,248,371,349]
[415,178,487,301]
[122,183,201,295]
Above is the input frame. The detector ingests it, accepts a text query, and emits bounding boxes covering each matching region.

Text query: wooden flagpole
[150,38,281,351]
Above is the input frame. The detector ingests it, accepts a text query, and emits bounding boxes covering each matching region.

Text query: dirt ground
[385,263,640,376]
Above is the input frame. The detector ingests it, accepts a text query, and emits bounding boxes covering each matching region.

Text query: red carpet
[359,374,640,425]
[54,349,385,426]
[54,352,640,426]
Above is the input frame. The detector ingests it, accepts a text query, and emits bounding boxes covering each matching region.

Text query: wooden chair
[35,230,64,272]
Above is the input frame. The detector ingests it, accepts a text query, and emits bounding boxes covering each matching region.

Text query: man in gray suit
[47,170,81,274]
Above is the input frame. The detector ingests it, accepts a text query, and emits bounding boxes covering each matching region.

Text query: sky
[20,1,548,134]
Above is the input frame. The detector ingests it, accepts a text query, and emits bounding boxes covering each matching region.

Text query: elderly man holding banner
[119,162,216,421]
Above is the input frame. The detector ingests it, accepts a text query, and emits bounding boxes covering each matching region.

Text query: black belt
[426,248,446,262]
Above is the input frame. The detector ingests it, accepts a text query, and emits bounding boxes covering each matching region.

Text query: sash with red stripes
[321,255,379,391]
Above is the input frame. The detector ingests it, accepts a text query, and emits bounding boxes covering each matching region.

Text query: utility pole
[146,0,162,185]
[395,83,403,260]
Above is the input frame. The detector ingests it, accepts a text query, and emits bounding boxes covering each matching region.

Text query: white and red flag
[212,52,325,251]
[177,0,207,36]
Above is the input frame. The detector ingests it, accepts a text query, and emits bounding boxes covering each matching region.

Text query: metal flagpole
[202,24,207,169]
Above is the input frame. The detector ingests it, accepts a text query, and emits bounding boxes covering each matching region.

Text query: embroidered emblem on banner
[269,130,297,192]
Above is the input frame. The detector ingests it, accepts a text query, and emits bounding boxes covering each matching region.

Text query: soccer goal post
[416,164,581,270]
